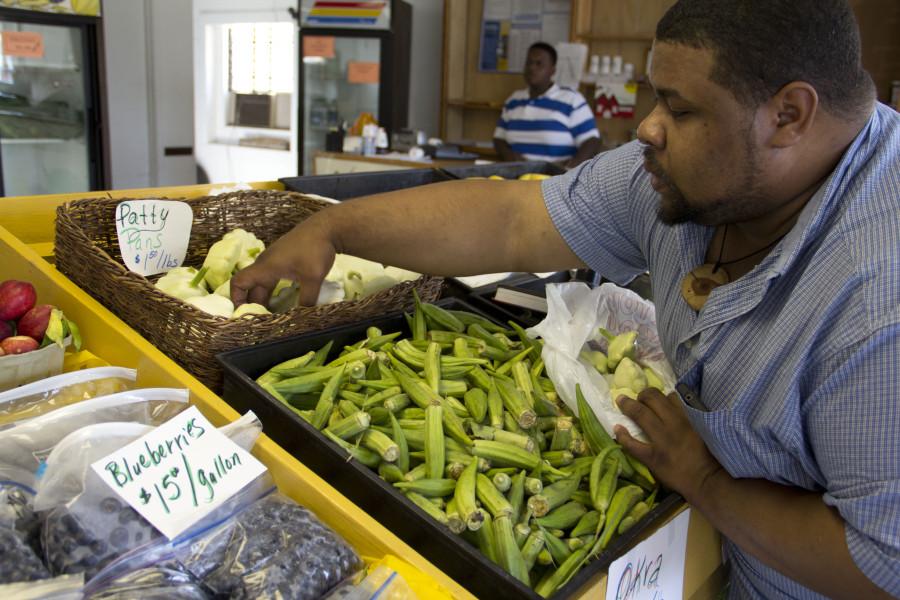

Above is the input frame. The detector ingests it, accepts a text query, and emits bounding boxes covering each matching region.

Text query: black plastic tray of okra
[216,298,681,600]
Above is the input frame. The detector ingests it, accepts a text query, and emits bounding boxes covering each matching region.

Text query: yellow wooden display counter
[0,183,723,599]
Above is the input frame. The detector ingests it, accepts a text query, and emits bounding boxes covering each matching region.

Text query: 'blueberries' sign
[91,406,267,539]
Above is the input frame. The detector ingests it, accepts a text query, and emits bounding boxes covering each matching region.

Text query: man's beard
[643,143,765,226]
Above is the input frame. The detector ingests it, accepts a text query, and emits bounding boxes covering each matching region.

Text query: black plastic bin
[438,160,565,180]
[217,299,680,600]
[280,168,452,200]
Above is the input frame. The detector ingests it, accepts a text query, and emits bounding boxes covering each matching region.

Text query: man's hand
[231,220,336,308]
[613,389,724,504]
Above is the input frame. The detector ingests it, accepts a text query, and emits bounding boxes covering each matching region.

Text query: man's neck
[529,83,553,98]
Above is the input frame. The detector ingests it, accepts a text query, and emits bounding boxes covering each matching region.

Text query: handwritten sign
[348,61,379,84]
[304,35,335,58]
[2,31,44,58]
[115,199,192,276]
[606,508,691,600]
[91,406,267,540]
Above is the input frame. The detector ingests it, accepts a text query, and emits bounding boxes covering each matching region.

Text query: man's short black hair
[656,0,875,119]
[528,42,557,66]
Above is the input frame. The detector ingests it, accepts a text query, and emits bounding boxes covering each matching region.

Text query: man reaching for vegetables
[233,0,899,597]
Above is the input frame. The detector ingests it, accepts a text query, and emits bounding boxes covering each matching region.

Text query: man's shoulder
[550,86,590,107]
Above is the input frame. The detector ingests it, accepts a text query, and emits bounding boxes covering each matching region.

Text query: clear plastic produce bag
[528,282,677,441]
[325,565,417,600]
[88,483,362,600]
[38,412,262,581]
[0,366,137,430]
[176,491,362,599]
[0,573,83,599]
[83,561,211,600]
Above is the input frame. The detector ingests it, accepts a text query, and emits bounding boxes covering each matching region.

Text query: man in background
[493,42,602,168]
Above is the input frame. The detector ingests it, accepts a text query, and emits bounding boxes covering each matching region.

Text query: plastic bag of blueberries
[86,486,363,600]
[37,413,263,582]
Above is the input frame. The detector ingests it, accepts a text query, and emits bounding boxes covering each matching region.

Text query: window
[227,23,293,95]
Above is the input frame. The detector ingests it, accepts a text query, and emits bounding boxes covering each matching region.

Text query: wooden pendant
[681,263,730,311]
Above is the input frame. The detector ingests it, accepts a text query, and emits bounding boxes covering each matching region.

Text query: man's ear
[767,82,818,148]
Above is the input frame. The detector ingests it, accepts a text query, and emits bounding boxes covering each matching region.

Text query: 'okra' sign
[605,508,691,600]
[115,199,193,276]
[91,406,267,539]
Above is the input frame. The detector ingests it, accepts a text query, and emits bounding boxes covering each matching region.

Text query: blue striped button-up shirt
[494,84,599,163]
[541,103,900,598]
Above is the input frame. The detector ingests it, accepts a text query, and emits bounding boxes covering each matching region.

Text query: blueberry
[108,526,130,549]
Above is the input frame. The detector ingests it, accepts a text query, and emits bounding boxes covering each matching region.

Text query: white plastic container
[0,337,70,392]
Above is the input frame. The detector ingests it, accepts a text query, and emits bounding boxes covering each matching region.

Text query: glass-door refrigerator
[297,0,410,174]
[0,4,105,196]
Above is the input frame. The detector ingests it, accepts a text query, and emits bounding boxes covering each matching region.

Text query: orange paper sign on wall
[347,61,379,84]
[303,36,335,58]
[2,31,44,59]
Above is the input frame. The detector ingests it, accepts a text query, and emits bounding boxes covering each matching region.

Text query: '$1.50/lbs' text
[140,450,244,513]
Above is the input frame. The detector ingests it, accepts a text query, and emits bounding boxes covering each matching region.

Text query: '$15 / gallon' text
[103,417,244,513]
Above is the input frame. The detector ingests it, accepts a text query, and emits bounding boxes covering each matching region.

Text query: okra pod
[324,430,380,468]
[440,398,474,447]
[475,511,498,564]
[476,473,514,518]
[424,341,442,393]
[493,515,530,585]
[384,393,411,413]
[449,309,510,334]
[543,450,574,468]
[310,365,347,430]
[590,455,620,513]
[425,404,445,480]
[325,411,371,439]
[492,471,512,493]
[570,510,602,537]
[412,291,427,341]
[360,385,403,409]
[534,500,588,530]
[403,463,428,482]
[464,387,488,423]
[486,379,504,428]
[361,429,400,462]
[540,524,573,565]
[550,417,574,452]
[521,530,545,572]
[393,478,457,497]
[596,484,645,551]
[445,497,467,534]
[454,460,485,531]
[467,323,508,351]
[535,546,591,598]
[379,461,405,483]
[575,384,636,478]
[420,301,465,333]
[514,522,531,548]
[471,440,540,470]
[528,475,579,517]
[273,363,344,394]
[268,350,316,376]
[507,470,526,522]
[389,413,410,473]
[496,377,537,429]
[617,499,651,535]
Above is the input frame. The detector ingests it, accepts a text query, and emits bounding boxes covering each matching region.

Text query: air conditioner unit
[228,92,291,130]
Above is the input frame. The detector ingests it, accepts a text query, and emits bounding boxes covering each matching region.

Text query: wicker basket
[55,190,443,391]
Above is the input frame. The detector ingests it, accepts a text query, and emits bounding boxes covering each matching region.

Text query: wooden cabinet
[440,0,675,150]
[570,0,674,146]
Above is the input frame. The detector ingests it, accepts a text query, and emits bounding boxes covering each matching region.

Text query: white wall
[102,0,151,188]
[192,0,298,184]
[405,0,443,139]
[103,0,195,189]
[104,0,444,188]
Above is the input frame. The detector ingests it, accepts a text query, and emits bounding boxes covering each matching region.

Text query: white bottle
[583,55,600,84]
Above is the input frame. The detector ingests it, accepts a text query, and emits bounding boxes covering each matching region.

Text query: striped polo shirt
[542,103,900,598]
[494,84,599,163]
